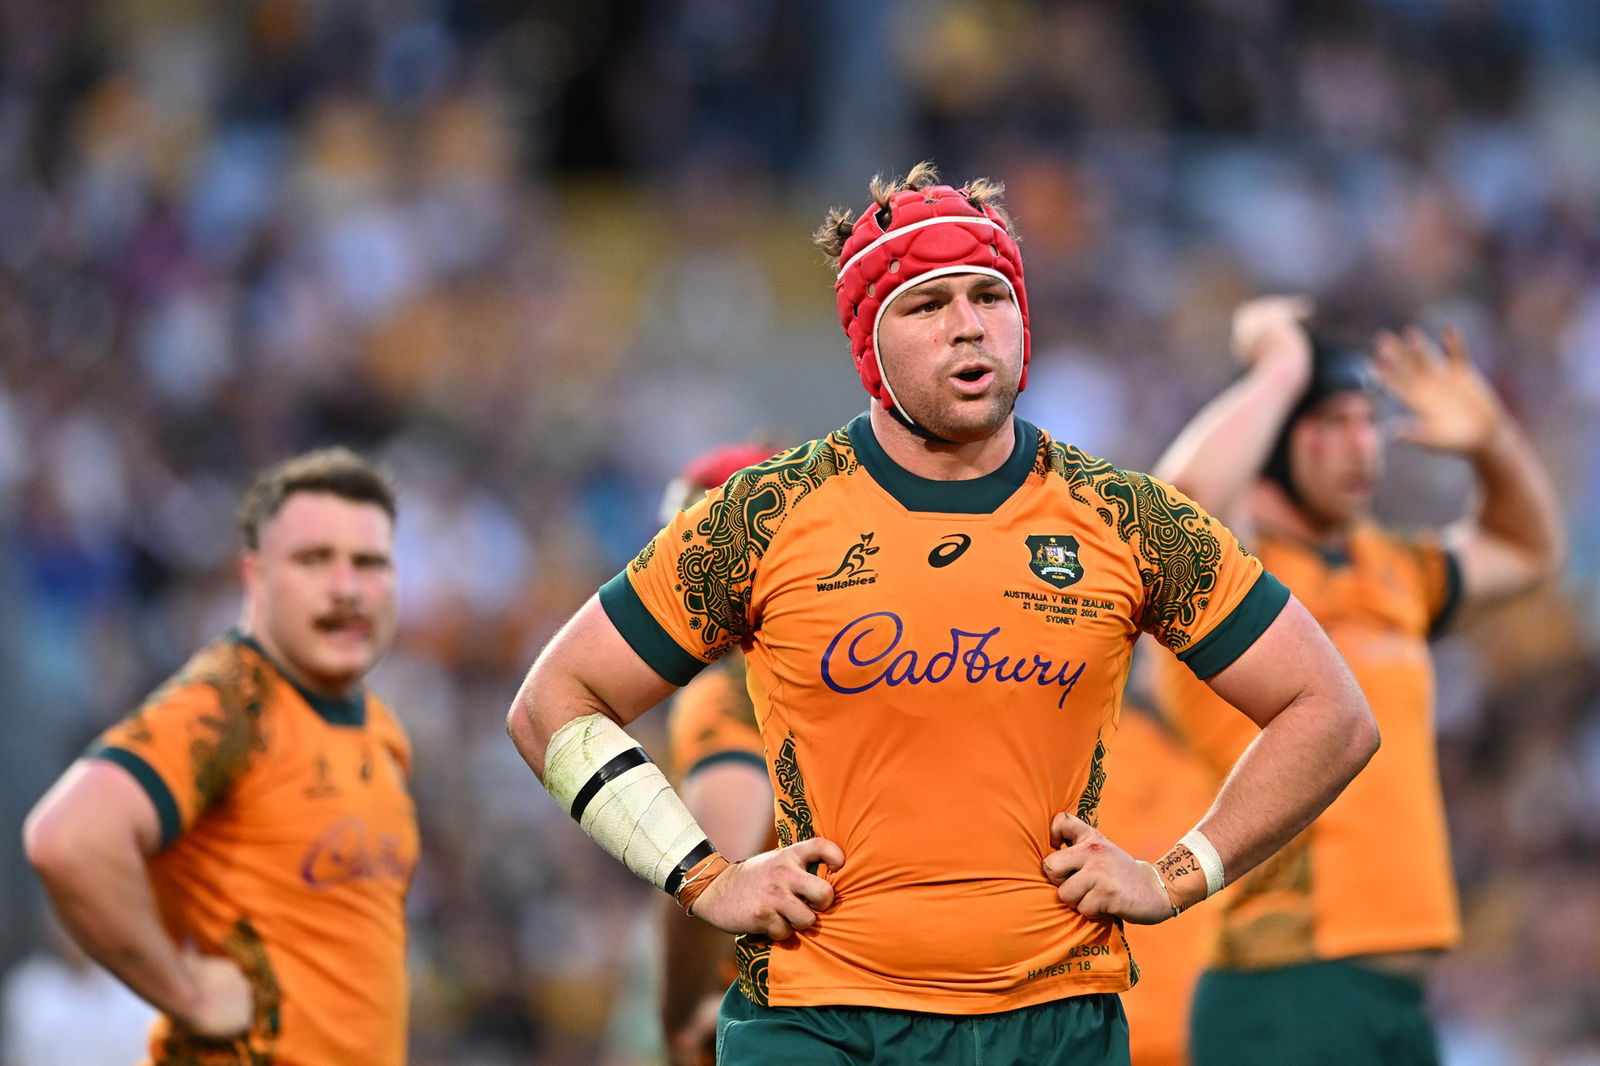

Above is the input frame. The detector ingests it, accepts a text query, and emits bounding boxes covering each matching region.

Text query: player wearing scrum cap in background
[505,163,1380,1065]
[1149,297,1564,1066]
[654,442,783,1066]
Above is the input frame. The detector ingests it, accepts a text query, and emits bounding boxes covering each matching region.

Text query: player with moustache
[25,447,418,1065]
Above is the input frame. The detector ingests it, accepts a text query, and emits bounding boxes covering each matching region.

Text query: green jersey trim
[89,745,182,848]
[600,571,710,686]
[685,750,768,779]
[848,412,1040,514]
[1428,551,1463,640]
[1176,571,1291,679]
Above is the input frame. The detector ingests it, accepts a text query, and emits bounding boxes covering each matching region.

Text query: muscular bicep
[506,594,682,776]
[25,759,164,866]
[1203,595,1362,729]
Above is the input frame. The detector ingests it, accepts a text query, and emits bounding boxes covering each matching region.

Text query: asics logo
[928,534,972,568]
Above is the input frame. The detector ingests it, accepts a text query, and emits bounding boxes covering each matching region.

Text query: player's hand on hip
[691,836,845,940]
[1042,812,1176,926]
[175,949,254,1038]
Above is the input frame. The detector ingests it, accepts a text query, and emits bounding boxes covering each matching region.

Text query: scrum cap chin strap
[832,184,1030,433]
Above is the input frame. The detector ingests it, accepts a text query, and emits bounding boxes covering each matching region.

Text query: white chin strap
[870,265,1017,429]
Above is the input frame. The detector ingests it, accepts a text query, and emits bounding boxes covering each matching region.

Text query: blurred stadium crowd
[1,1,1597,1063]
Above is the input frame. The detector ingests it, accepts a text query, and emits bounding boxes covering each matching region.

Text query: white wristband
[543,713,712,895]
[1179,828,1226,898]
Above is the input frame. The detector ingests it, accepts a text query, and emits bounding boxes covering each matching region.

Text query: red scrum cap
[658,442,776,524]
[833,183,1030,415]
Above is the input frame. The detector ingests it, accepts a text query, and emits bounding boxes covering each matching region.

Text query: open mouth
[955,368,987,383]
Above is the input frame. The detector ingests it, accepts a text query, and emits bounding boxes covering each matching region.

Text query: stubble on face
[910,371,1020,444]
[875,276,1025,447]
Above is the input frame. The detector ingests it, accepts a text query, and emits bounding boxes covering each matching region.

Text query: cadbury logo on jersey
[817,532,880,592]
[821,610,1086,709]
[301,815,413,889]
[1026,534,1084,589]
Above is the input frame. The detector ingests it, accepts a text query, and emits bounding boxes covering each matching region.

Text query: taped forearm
[542,713,718,898]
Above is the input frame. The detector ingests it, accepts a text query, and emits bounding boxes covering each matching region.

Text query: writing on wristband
[1143,861,1180,919]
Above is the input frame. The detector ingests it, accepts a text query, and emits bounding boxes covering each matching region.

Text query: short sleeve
[89,651,269,848]
[1123,473,1290,679]
[600,479,756,686]
[1407,533,1463,638]
[601,441,840,686]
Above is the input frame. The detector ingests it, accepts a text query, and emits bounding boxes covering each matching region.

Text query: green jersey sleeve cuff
[1428,550,1463,640]
[88,745,182,849]
[599,571,710,687]
[685,750,768,780]
[1176,571,1292,680]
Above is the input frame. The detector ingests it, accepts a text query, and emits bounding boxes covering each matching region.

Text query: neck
[1252,481,1359,548]
[237,618,359,701]
[867,405,1016,481]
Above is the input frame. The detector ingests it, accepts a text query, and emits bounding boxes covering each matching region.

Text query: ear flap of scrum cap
[833,185,1030,410]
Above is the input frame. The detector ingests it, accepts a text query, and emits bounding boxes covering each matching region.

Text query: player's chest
[219,711,418,887]
[753,498,1143,665]
[1267,547,1429,642]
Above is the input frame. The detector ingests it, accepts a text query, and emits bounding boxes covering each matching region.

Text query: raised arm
[1044,596,1378,921]
[1150,296,1314,524]
[505,595,841,938]
[1374,326,1565,609]
[23,762,253,1038]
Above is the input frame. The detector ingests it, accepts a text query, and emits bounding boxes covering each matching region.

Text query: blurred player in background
[1150,297,1564,1065]
[506,163,1379,1065]
[1094,694,1219,1066]
[23,447,417,1065]
[655,442,782,1066]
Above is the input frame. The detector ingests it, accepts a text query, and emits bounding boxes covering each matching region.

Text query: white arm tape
[543,713,710,893]
[1179,828,1226,897]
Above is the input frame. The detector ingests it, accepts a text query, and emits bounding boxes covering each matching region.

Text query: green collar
[847,411,1038,514]
[228,630,367,726]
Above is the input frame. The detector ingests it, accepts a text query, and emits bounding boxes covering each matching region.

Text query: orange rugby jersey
[1151,522,1462,968]
[604,413,1288,1013]
[92,632,418,1066]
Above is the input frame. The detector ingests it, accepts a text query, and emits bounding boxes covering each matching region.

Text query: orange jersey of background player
[1097,705,1220,1066]
[1151,523,1461,967]
[667,653,766,786]
[604,412,1286,1013]
[93,633,418,1065]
